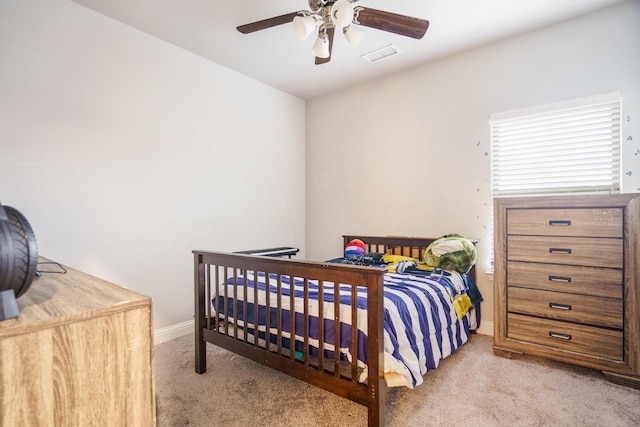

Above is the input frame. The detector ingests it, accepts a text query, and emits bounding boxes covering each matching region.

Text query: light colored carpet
[154,333,640,426]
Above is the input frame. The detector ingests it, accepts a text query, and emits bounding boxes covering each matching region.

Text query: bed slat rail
[194,250,387,426]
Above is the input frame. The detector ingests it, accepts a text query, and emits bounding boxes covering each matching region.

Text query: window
[490,92,621,197]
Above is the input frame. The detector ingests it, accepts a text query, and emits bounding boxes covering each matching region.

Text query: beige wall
[0,0,306,329]
[305,0,640,331]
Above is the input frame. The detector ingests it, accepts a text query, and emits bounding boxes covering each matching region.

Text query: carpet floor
[154,333,640,426]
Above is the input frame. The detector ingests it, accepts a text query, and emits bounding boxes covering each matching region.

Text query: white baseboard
[475,320,493,337]
[154,319,194,345]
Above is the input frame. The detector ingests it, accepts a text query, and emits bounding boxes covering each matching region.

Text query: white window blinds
[490,92,621,197]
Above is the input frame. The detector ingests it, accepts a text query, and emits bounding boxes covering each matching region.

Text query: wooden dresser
[0,259,156,426]
[493,194,640,388]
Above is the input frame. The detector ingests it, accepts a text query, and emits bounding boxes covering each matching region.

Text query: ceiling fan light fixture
[331,0,355,28]
[344,25,365,48]
[237,2,430,65]
[311,33,330,58]
[293,15,317,41]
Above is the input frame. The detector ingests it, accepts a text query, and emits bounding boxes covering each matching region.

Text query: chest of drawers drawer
[506,261,622,299]
[507,235,623,268]
[507,208,623,237]
[508,287,622,328]
[507,313,623,361]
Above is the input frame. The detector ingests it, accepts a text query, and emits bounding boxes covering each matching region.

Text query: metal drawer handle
[549,275,572,282]
[549,248,572,254]
[549,331,572,340]
[549,220,571,226]
[549,302,572,310]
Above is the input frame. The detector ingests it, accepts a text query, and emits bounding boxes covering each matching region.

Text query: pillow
[423,234,477,274]
[344,239,365,258]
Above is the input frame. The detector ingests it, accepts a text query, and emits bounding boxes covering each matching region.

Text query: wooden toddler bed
[193,235,480,426]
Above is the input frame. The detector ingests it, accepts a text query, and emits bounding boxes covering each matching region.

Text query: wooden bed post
[367,271,387,426]
[194,253,207,374]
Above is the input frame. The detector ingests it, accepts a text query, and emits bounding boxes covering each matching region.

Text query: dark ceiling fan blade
[315,27,335,65]
[355,8,429,39]
[237,12,300,34]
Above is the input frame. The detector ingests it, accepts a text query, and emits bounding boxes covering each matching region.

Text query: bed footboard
[193,250,388,426]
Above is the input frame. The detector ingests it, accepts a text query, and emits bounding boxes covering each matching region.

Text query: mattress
[212,269,480,388]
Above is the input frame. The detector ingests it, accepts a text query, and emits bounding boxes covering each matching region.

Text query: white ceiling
[72,0,626,100]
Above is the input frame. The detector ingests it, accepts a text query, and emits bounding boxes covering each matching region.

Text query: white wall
[305,0,640,327]
[0,0,306,331]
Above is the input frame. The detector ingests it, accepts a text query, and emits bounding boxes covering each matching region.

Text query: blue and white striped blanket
[212,270,479,388]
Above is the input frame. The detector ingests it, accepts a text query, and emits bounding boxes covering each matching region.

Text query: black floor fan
[0,202,38,321]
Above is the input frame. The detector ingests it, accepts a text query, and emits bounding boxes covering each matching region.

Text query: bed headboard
[342,235,477,283]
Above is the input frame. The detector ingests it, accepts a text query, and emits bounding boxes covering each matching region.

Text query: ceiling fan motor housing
[0,202,38,299]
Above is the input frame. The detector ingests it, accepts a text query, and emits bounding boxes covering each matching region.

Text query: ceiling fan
[237,0,429,65]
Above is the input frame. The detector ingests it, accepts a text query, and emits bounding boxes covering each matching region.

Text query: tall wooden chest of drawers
[0,259,156,425]
[493,194,640,388]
